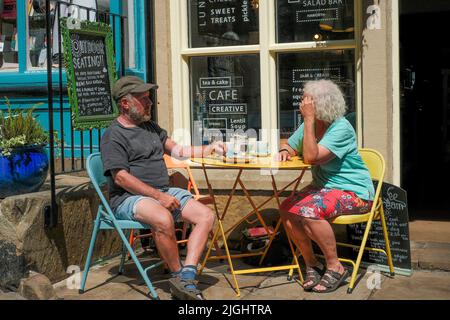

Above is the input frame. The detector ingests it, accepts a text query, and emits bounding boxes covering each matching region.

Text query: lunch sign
[61,18,119,130]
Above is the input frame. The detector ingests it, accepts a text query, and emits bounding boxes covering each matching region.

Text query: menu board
[346,182,412,275]
[191,55,261,140]
[277,0,354,43]
[61,18,118,130]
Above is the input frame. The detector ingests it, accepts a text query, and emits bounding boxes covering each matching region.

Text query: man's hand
[213,141,226,156]
[157,192,180,212]
[204,141,226,157]
[300,95,316,121]
[276,150,291,162]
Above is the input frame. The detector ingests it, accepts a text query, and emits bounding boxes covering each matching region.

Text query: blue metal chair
[80,152,164,299]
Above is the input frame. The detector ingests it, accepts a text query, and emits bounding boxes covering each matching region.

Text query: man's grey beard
[129,106,151,124]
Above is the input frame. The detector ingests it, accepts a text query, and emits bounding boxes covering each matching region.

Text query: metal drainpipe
[45,0,58,229]
[146,0,157,121]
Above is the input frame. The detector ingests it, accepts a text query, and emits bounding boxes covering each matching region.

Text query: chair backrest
[359,148,385,183]
[86,152,116,219]
[86,152,108,188]
[163,154,201,197]
[359,148,385,212]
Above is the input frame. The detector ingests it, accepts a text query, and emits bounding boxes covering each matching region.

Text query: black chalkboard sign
[346,182,412,275]
[61,18,118,130]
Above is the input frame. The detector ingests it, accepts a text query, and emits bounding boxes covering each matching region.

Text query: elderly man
[100,76,225,300]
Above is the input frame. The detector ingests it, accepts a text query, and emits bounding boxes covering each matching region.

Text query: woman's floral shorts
[280,185,372,220]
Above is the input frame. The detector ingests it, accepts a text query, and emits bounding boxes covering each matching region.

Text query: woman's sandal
[302,265,325,291]
[312,268,349,293]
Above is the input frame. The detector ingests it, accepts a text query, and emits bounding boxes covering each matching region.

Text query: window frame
[170,0,363,148]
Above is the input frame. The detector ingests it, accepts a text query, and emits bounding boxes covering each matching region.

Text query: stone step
[411,241,450,272]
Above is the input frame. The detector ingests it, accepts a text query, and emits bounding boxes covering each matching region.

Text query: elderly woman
[277,80,374,293]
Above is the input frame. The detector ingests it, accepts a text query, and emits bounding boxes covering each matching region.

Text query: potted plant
[0,98,50,198]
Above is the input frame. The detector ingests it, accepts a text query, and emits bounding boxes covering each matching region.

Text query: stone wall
[0,175,122,289]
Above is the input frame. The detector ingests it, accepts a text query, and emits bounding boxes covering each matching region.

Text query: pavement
[47,247,450,301]
[1,219,450,301]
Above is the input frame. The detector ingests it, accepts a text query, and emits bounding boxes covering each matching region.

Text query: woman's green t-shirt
[287,117,375,201]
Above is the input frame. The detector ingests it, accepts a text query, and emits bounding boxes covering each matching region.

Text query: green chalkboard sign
[60,18,118,130]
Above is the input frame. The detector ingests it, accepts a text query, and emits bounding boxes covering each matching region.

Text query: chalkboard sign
[61,18,118,130]
[346,182,412,275]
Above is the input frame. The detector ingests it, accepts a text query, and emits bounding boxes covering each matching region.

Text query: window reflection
[27,0,109,70]
[188,0,259,48]
[122,0,135,69]
[0,0,18,71]
[278,50,355,139]
[276,0,354,43]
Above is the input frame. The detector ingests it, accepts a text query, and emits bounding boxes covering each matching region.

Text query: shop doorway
[400,0,450,220]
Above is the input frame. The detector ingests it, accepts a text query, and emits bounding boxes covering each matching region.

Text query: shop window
[28,0,109,70]
[171,0,359,148]
[190,54,261,143]
[0,0,18,71]
[188,0,260,48]
[277,50,355,139]
[122,0,135,69]
[276,0,354,43]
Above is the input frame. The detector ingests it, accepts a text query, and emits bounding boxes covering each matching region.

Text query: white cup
[248,137,257,155]
[257,141,269,156]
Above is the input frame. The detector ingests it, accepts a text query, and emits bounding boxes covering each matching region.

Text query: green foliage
[0,97,49,156]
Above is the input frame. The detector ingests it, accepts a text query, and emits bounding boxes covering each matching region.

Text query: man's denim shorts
[114,187,194,223]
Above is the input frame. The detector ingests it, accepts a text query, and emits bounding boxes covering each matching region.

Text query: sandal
[169,277,205,300]
[303,265,325,291]
[312,268,349,293]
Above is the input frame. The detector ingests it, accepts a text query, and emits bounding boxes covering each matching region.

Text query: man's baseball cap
[112,76,158,101]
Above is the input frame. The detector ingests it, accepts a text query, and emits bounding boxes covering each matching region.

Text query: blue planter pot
[0,145,49,198]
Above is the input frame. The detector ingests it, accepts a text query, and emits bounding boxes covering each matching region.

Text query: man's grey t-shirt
[100,119,170,212]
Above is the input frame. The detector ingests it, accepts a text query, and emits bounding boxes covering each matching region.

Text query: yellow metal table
[191,155,311,296]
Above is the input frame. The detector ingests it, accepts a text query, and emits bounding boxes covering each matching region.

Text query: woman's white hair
[303,80,347,124]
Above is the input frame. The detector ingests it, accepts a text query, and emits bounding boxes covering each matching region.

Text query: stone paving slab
[369,270,450,300]
[51,251,398,301]
[0,290,26,300]
[12,245,450,301]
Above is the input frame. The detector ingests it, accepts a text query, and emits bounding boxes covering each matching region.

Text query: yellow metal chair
[288,148,395,293]
[333,148,395,293]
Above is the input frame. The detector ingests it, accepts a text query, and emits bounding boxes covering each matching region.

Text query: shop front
[0,0,155,163]
[157,0,398,192]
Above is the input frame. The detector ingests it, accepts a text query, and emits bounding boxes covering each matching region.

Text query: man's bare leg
[180,199,215,266]
[134,199,182,272]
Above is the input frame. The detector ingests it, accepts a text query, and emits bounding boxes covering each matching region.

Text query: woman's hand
[300,95,316,121]
[276,150,291,162]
